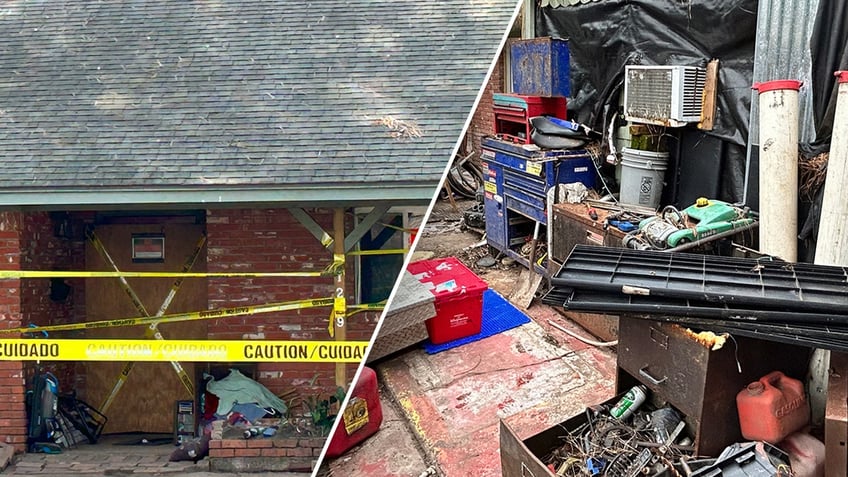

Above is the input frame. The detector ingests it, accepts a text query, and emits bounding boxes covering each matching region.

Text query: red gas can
[736,371,809,443]
[406,257,488,344]
[324,367,383,458]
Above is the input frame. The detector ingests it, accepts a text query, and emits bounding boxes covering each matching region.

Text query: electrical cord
[547,319,618,347]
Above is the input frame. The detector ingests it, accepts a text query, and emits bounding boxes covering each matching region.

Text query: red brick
[0,419,26,429]
[209,440,223,449]
[274,439,298,448]
[260,448,288,457]
[210,448,235,458]
[222,439,247,449]
[299,438,326,448]
[287,447,312,457]
[249,439,273,448]
[235,448,262,457]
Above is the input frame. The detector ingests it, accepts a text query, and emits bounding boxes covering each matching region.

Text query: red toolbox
[406,257,488,344]
[324,366,383,458]
[494,93,567,144]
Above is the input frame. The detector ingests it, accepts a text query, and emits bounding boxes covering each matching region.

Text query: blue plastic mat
[423,289,531,354]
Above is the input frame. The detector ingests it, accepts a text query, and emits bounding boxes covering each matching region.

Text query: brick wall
[464,51,505,159]
[205,208,376,396]
[0,212,27,452]
[209,437,324,472]
[19,212,86,394]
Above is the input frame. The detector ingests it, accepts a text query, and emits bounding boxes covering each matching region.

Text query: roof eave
[0,183,438,211]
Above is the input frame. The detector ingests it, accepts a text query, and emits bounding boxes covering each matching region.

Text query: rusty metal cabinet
[616,317,809,457]
[551,203,626,263]
[825,352,847,477]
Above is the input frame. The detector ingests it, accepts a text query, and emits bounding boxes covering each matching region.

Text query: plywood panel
[85,223,207,434]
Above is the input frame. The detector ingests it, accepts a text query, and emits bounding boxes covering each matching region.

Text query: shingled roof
[0,1,518,208]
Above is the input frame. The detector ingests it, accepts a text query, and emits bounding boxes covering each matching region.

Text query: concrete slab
[321,392,432,477]
[321,201,619,477]
[379,315,616,476]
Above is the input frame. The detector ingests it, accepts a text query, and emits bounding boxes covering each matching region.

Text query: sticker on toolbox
[434,280,459,293]
[449,315,470,327]
[574,166,589,173]
[526,162,542,176]
[484,181,497,194]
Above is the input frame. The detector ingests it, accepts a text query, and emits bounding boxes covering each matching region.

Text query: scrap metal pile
[544,388,792,477]
[542,245,848,352]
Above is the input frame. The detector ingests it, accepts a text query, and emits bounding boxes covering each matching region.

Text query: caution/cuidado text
[0,339,368,362]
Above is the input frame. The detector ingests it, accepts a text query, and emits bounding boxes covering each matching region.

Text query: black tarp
[537,0,758,146]
[537,0,848,210]
[811,0,848,143]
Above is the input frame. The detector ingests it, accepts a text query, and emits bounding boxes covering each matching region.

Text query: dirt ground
[415,198,526,297]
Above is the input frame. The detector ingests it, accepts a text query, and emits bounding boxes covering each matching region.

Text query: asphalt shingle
[0,0,518,203]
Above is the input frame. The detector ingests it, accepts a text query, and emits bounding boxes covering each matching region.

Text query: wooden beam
[698,59,720,131]
[333,208,347,388]
[343,205,390,252]
[289,208,332,248]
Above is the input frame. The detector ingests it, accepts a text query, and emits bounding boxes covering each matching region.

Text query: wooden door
[84,223,207,434]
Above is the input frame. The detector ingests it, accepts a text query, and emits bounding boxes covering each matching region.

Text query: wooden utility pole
[333,208,347,388]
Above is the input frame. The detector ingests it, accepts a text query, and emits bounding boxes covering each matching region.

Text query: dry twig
[374,116,423,140]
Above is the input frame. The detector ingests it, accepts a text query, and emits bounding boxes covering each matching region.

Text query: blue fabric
[423,289,530,354]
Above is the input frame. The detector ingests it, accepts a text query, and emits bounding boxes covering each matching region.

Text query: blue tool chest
[481,137,596,268]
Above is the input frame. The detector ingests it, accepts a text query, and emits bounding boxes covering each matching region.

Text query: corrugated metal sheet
[749,0,821,146]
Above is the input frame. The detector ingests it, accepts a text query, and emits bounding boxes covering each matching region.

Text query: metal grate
[553,245,848,315]
[625,65,705,124]
[625,68,673,121]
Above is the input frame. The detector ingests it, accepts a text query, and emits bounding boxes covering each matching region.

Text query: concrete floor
[320,305,617,477]
[3,434,308,476]
[321,392,432,477]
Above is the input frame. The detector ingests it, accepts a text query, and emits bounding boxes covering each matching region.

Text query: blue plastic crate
[510,37,570,97]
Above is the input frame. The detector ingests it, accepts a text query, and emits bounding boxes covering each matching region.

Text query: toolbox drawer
[616,317,809,457]
[618,320,708,420]
[499,396,620,477]
[504,167,548,224]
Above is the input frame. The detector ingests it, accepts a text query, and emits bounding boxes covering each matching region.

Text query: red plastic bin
[406,257,488,344]
[324,366,383,458]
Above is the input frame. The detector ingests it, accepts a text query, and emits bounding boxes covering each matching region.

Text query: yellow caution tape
[0,339,369,363]
[347,249,409,256]
[348,302,386,311]
[1,297,334,334]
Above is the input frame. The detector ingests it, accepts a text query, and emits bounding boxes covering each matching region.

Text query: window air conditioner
[623,65,706,127]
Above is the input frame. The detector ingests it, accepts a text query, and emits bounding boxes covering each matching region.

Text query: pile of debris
[544,387,794,477]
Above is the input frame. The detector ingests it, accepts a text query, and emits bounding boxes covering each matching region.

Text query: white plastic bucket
[619,147,669,208]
